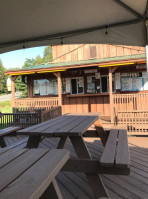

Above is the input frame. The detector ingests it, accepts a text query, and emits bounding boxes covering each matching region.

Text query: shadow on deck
[4,135,148,199]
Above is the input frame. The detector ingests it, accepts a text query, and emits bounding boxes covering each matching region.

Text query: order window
[71,78,84,94]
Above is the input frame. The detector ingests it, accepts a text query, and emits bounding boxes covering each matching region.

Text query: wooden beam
[62,158,130,175]
[109,68,113,123]
[110,66,118,73]
[53,72,62,106]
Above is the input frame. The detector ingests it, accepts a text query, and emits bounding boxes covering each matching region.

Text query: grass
[0,100,12,113]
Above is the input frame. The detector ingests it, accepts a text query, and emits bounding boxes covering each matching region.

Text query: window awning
[0,0,148,53]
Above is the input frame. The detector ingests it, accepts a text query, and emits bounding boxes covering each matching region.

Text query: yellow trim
[98,62,135,67]
[37,69,65,73]
[10,72,35,76]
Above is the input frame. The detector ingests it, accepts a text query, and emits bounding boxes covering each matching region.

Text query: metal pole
[146,45,148,77]
[145,20,148,77]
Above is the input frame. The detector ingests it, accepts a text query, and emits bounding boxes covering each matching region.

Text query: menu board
[34,80,40,94]
[66,78,71,93]
[121,77,143,91]
[33,79,58,95]
[132,78,143,91]
[40,80,50,95]
[121,78,132,91]
[115,73,121,89]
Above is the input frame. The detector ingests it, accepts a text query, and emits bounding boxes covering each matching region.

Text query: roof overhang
[5,54,146,76]
[0,0,148,54]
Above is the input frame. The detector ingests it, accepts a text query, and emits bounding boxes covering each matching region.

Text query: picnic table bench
[17,114,130,199]
[0,126,21,148]
[0,148,70,199]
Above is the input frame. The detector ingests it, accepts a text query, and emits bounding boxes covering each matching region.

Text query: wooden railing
[13,97,58,111]
[41,106,62,122]
[0,112,41,129]
[113,93,148,112]
[0,106,62,129]
[117,110,148,134]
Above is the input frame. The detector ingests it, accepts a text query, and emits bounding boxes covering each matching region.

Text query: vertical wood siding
[62,95,110,116]
[52,44,145,63]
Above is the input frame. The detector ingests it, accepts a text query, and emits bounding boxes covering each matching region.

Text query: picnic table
[17,114,130,198]
[0,148,70,199]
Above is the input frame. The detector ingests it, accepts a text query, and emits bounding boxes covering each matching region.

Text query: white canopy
[0,0,148,53]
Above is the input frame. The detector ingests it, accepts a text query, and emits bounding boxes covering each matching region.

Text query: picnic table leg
[26,135,41,148]
[94,120,108,147]
[57,136,68,149]
[0,137,7,148]
[69,135,109,198]
[41,179,63,199]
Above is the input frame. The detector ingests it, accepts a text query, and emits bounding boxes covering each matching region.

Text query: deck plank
[2,135,148,199]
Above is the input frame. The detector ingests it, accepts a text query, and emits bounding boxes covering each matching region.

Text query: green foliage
[43,46,52,63]
[15,76,28,98]
[22,46,52,68]
[0,100,12,113]
[0,59,8,94]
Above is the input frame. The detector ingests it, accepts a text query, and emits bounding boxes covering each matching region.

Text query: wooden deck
[4,135,148,199]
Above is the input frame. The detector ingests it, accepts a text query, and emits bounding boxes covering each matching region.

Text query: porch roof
[5,53,146,76]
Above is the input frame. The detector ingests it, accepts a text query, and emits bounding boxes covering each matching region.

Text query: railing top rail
[118,110,148,113]
[113,93,148,96]
[2,113,39,116]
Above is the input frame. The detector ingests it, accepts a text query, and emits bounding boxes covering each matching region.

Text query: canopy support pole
[145,19,148,77]
[146,45,148,77]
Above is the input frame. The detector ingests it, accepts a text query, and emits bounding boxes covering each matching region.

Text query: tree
[35,55,43,65]
[22,46,53,68]
[23,58,36,68]
[15,76,28,98]
[43,46,52,63]
[0,59,8,94]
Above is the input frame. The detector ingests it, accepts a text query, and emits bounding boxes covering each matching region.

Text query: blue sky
[0,46,46,69]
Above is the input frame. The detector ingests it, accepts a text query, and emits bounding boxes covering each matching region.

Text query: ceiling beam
[112,0,143,19]
[144,0,148,19]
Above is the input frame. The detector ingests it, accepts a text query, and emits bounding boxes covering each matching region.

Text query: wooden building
[5,44,148,129]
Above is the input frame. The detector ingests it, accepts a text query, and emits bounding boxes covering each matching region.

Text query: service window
[33,79,58,96]
[71,77,84,94]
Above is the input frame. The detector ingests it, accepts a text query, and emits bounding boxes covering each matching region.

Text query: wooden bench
[0,126,21,148]
[0,148,70,199]
[99,129,130,173]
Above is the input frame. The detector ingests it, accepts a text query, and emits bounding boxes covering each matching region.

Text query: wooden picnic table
[17,114,130,199]
[0,148,70,199]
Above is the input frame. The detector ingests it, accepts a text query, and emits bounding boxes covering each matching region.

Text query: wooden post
[11,76,17,113]
[108,67,118,123]
[53,72,62,106]
[109,68,113,123]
